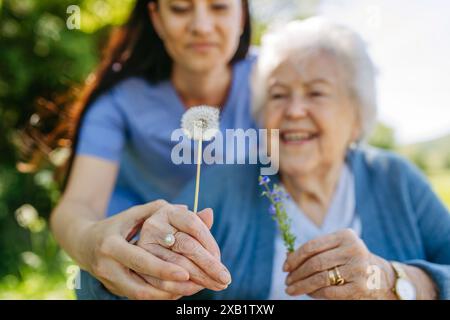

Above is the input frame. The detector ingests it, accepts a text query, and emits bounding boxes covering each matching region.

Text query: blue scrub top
[76,54,257,216]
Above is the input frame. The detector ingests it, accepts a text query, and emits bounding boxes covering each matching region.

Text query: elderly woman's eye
[310,91,325,98]
[270,93,287,100]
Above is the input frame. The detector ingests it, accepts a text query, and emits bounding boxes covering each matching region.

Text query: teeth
[283,132,314,141]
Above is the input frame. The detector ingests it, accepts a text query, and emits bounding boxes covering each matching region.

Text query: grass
[0,271,75,300]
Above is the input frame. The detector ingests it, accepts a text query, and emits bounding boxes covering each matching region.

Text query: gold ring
[333,267,345,286]
[328,269,337,286]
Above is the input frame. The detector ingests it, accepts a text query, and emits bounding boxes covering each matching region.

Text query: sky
[252,0,450,144]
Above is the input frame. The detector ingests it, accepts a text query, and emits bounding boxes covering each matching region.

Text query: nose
[285,94,309,119]
[190,4,214,35]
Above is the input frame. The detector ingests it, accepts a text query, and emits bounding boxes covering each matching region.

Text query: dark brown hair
[19,0,251,189]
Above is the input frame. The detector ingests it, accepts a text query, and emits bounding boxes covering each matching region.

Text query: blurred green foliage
[0,0,133,299]
[398,133,450,174]
[368,123,396,150]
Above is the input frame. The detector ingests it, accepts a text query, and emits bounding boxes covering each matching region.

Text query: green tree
[445,153,450,170]
[369,122,396,150]
[0,0,132,295]
[411,152,430,173]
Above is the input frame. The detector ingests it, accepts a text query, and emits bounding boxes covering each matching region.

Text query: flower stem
[259,178,296,253]
[193,138,203,214]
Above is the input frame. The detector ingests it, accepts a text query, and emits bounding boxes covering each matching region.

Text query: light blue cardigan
[77,147,450,299]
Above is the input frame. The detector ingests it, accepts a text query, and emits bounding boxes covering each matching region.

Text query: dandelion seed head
[181,105,220,141]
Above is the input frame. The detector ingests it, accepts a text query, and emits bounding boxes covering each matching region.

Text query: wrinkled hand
[137,204,232,297]
[284,229,396,299]
[81,200,197,300]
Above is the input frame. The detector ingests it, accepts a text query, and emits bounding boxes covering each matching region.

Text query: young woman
[49,0,254,299]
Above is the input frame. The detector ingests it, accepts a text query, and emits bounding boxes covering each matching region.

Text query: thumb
[197,208,214,230]
[119,200,168,240]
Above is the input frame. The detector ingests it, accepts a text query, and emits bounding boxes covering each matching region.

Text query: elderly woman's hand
[137,204,232,297]
[284,229,397,299]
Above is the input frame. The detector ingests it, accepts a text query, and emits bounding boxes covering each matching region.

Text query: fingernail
[286,286,294,295]
[217,283,229,290]
[213,284,228,292]
[283,262,289,272]
[285,276,292,285]
[219,271,232,285]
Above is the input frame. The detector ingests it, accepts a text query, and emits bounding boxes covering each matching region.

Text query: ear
[148,2,164,39]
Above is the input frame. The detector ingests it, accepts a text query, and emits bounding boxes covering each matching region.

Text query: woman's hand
[283,229,396,299]
[80,200,198,300]
[137,205,232,296]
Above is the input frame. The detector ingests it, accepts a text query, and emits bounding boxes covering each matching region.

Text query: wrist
[380,258,398,300]
[402,264,438,300]
[74,220,98,271]
[390,262,419,300]
[369,255,397,299]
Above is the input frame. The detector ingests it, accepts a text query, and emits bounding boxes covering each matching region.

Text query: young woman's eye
[211,3,229,11]
[170,4,191,13]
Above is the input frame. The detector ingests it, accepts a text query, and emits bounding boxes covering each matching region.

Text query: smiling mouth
[280,131,319,144]
[188,43,216,51]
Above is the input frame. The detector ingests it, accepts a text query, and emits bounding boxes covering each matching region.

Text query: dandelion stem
[193,138,203,214]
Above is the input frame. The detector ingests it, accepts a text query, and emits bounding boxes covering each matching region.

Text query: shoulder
[248,46,259,60]
[350,145,425,181]
[349,145,432,205]
[87,77,172,121]
[233,50,258,74]
[109,76,169,103]
[88,77,154,107]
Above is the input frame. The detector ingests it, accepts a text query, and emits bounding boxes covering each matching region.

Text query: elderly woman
[172,17,449,300]
[94,17,450,300]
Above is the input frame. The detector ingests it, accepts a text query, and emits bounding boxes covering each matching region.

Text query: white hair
[251,16,378,140]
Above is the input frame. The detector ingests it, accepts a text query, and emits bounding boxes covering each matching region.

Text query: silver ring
[163,233,176,247]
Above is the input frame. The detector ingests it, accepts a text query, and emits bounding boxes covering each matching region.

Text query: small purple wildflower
[259,176,270,185]
[258,175,296,252]
[269,204,276,215]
